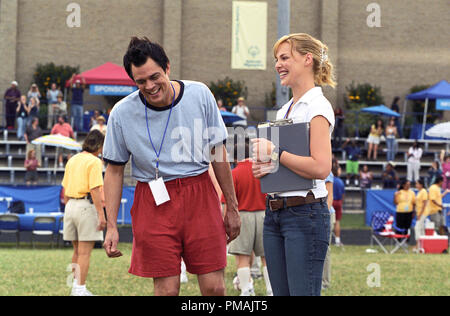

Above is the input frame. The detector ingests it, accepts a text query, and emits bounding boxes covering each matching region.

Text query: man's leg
[154,276,181,296]
[197,269,226,296]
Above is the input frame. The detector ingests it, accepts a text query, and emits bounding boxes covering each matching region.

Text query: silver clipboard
[257,119,316,194]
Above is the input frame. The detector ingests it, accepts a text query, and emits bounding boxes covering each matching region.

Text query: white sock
[181,260,187,274]
[335,237,341,244]
[263,266,272,294]
[237,267,251,292]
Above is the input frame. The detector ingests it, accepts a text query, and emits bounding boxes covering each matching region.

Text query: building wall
[1,0,449,120]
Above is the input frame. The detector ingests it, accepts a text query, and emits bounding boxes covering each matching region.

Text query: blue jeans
[71,104,83,131]
[17,117,27,140]
[386,137,396,161]
[263,200,330,296]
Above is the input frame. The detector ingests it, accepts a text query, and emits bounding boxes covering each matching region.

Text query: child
[24,149,40,185]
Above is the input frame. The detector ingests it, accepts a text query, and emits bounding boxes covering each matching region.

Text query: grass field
[0,243,448,296]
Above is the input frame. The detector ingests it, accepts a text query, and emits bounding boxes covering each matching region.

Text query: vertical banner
[232,1,267,70]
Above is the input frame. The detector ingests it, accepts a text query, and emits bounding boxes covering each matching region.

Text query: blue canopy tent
[406,80,450,139]
[220,111,243,124]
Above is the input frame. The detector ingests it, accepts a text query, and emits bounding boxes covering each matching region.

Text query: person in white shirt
[407,141,422,183]
[232,97,250,127]
[252,33,335,296]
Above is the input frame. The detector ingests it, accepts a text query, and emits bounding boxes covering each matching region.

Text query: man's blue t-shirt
[333,177,345,200]
[344,145,360,161]
[71,87,84,105]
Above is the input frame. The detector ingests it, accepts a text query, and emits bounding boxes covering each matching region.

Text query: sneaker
[266,289,273,296]
[345,179,350,186]
[354,179,359,186]
[71,286,94,296]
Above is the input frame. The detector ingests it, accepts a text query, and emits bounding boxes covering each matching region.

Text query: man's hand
[103,228,123,258]
[224,204,240,244]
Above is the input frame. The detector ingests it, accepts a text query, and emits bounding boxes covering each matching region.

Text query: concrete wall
[1,0,449,120]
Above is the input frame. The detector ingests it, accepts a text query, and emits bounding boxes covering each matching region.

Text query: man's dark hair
[417,179,425,187]
[82,130,104,153]
[435,175,443,184]
[123,37,170,80]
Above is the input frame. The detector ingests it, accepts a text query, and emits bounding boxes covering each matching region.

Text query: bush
[208,77,248,111]
[33,63,79,103]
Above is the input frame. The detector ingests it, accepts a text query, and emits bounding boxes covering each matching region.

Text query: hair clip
[320,47,328,66]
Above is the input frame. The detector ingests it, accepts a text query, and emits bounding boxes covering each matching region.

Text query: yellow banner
[231,1,267,70]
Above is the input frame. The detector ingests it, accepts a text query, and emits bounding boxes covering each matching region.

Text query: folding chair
[0,214,20,247]
[31,216,56,248]
[370,211,410,254]
[57,216,64,248]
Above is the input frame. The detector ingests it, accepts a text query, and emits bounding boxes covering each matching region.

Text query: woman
[367,119,383,160]
[413,179,428,253]
[27,97,40,125]
[359,164,373,189]
[90,115,107,135]
[16,95,29,140]
[24,149,40,185]
[407,141,422,184]
[62,130,106,296]
[427,161,442,187]
[385,117,398,161]
[393,180,415,234]
[252,33,335,296]
[27,83,41,102]
[440,151,450,190]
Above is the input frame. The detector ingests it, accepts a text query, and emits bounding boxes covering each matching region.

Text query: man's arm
[210,145,240,243]
[103,163,125,258]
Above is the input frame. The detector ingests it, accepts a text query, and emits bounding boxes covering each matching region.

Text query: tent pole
[421,98,429,140]
[400,99,407,136]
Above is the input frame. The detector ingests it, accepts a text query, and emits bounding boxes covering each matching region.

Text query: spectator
[333,107,345,149]
[342,139,360,186]
[27,96,40,124]
[27,83,42,102]
[25,117,43,166]
[90,115,107,135]
[367,119,383,160]
[222,138,272,296]
[385,117,398,161]
[89,110,101,129]
[407,141,422,184]
[217,99,227,112]
[232,97,250,127]
[62,130,106,296]
[332,166,345,247]
[394,180,415,234]
[390,96,403,138]
[413,179,428,253]
[440,150,450,190]
[46,83,62,107]
[51,115,75,167]
[68,74,86,131]
[48,92,67,129]
[24,149,40,186]
[427,160,442,187]
[382,162,398,189]
[322,171,335,290]
[16,95,29,141]
[426,176,450,235]
[359,164,373,189]
[3,81,21,129]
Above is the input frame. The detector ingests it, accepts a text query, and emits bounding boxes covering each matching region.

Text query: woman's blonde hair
[273,33,336,88]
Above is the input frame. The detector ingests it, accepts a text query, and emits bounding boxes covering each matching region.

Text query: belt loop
[283,197,287,210]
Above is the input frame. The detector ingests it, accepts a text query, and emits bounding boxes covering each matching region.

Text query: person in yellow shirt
[426,176,450,235]
[413,179,428,252]
[394,180,415,234]
[62,130,106,296]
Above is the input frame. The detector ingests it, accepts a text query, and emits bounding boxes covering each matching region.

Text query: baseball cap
[11,81,18,86]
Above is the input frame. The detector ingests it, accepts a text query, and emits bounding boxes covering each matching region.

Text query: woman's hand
[252,160,275,179]
[251,138,275,163]
[97,213,107,231]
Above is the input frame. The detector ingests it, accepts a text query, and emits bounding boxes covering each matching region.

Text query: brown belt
[267,192,326,211]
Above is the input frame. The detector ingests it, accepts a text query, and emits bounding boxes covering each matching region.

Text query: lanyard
[144,82,176,179]
[284,101,294,119]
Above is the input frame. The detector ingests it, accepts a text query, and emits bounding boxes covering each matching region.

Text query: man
[68,74,86,131]
[102,37,240,296]
[426,176,450,235]
[47,84,64,129]
[24,117,43,166]
[231,97,250,127]
[3,81,21,129]
[51,115,75,167]
[382,162,398,189]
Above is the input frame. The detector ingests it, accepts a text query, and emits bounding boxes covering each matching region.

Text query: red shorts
[129,171,227,278]
[333,200,343,221]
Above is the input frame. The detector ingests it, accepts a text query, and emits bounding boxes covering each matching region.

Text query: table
[0,197,13,210]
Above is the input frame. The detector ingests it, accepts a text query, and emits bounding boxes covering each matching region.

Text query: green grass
[0,243,449,296]
[340,213,369,230]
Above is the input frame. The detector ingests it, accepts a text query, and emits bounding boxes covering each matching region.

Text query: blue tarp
[360,105,400,117]
[407,80,450,100]
[365,189,450,228]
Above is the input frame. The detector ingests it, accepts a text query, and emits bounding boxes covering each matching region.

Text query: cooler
[419,235,448,254]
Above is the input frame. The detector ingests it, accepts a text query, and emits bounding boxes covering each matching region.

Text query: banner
[90,85,137,96]
[436,99,450,111]
[231,1,267,70]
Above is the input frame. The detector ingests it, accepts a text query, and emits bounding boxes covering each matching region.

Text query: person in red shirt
[51,115,75,167]
[24,149,41,185]
[222,137,272,296]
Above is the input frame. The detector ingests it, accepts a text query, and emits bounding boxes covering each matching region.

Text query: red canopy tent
[65,62,135,87]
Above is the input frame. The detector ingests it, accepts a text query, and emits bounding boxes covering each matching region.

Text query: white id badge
[148,177,170,206]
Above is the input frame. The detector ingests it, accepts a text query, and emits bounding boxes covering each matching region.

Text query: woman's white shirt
[275,86,335,198]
